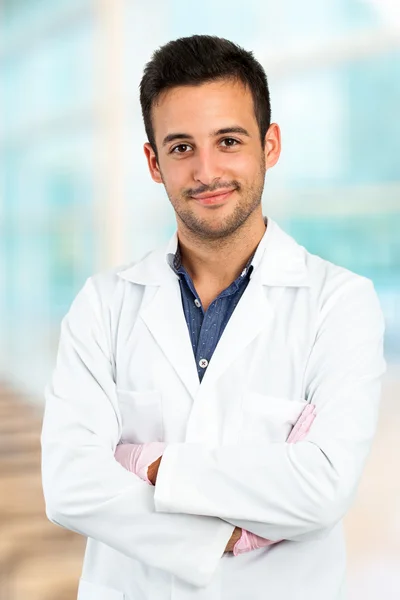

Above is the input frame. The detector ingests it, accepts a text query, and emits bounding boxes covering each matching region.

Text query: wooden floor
[0,386,84,600]
[1,373,399,600]
[344,368,400,599]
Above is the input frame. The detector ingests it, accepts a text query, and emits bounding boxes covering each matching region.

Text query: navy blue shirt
[171,247,253,382]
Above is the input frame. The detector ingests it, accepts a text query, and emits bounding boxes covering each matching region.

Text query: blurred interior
[0,1,399,598]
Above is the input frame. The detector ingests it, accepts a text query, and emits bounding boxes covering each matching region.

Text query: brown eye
[171,144,191,154]
[220,138,239,148]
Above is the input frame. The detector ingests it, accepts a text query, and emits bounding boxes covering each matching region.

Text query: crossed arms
[41,277,385,587]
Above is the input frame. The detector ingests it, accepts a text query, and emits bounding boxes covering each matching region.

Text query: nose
[192,148,224,186]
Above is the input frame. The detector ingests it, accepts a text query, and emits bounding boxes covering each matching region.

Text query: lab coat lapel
[118,237,200,400]
[200,271,274,388]
[198,219,311,388]
[140,276,200,401]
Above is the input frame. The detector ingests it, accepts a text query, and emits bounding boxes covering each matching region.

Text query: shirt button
[194,298,201,308]
[199,358,208,369]
[240,268,247,277]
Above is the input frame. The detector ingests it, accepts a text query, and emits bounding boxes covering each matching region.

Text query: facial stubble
[160,156,266,242]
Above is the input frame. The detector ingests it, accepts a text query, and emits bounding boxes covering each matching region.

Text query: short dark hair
[140,35,271,158]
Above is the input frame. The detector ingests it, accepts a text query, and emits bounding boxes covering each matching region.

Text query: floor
[0,370,399,600]
[344,367,400,599]
[0,386,84,600]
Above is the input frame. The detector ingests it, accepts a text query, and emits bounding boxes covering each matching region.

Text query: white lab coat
[41,219,386,600]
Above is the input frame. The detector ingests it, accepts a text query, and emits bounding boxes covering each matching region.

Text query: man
[41,35,386,600]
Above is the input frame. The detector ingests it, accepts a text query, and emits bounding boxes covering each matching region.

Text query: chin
[193,219,243,240]
[178,201,252,239]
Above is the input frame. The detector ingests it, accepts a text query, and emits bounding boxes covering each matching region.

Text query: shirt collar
[167,217,268,278]
[117,217,311,288]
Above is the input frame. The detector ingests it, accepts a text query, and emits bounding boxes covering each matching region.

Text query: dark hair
[140,35,271,158]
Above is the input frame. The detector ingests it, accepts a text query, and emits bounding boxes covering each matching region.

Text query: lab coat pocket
[240,392,309,443]
[77,578,125,599]
[117,389,163,443]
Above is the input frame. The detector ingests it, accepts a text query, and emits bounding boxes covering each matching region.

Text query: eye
[220,138,240,148]
[171,144,192,154]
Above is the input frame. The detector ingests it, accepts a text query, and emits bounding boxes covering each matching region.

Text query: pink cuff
[233,530,278,556]
[115,442,167,484]
[286,403,316,443]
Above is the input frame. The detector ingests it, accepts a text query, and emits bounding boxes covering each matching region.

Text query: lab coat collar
[117,219,311,399]
[117,218,311,288]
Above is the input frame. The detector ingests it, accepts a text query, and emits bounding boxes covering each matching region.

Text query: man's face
[144,79,279,240]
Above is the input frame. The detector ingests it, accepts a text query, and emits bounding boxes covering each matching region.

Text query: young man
[41,35,386,600]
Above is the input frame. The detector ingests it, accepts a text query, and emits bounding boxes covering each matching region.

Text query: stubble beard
[163,161,266,243]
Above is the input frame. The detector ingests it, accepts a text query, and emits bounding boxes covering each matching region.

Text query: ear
[144,143,163,183]
[263,123,281,170]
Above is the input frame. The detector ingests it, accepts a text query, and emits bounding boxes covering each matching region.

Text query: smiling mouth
[191,189,235,206]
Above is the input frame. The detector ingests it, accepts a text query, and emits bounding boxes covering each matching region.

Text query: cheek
[159,163,187,194]
[223,153,261,182]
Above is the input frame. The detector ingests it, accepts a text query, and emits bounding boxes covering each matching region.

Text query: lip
[191,189,235,206]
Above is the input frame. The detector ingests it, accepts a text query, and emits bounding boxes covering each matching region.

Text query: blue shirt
[170,247,253,382]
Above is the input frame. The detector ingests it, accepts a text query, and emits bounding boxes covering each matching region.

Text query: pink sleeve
[115,442,167,484]
[286,403,316,444]
[233,403,317,556]
[233,528,277,556]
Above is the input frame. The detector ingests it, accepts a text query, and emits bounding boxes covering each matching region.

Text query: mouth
[191,189,235,206]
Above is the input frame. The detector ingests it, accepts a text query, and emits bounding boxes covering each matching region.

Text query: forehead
[152,79,257,141]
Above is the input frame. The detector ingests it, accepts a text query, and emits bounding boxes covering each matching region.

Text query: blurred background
[0,0,399,598]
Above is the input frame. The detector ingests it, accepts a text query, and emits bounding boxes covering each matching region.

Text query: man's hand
[147,455,162,485]
[224,527,242,553]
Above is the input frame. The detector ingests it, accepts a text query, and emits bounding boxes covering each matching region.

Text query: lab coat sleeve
[41,278,234,588]
[153,277,386,541]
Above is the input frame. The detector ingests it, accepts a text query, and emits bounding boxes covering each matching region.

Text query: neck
[177,210,267,289]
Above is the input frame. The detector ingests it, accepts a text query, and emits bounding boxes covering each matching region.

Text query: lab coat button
[199,358,208,369]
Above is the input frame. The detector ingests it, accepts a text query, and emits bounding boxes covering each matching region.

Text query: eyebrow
[161,126,251,147]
